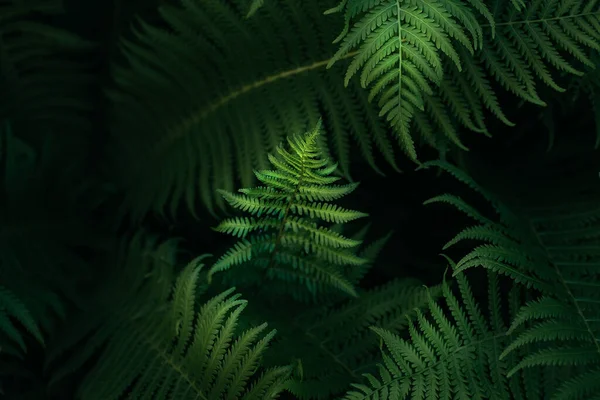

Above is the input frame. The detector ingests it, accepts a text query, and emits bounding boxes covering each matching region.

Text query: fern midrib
[138,326,209,400]
[264,152,308,272]
[150,52,358,161]
[528,220,600,356]
[482,10,600,28]
[395,0,403,136]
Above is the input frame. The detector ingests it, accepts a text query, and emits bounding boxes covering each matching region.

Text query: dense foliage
[0,0,599,399]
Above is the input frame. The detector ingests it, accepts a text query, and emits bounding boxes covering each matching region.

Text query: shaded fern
[45,234,291,399]
[0,285,44,354]
[343,271,532,399]
[269,279,440,399]
[424,159,600,400]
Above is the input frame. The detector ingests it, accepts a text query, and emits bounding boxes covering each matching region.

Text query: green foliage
[1,0,600,399]
[421,159,600,400]
[0,119,94,396]
[328,0,600,160]
[0,285,43,353]
[0,1,96,144]
[246,0,266,17]
[106,0,600,219]
[266,279,441,399]
[46,235,292,399]
[344,271,530,399]
[108,0,399,219]
[210,120,368,301]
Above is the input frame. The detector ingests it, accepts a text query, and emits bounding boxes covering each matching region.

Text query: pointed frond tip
[210,120,369,301]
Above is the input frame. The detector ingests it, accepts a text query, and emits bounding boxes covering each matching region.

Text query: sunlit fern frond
[210,120,369,302]
[326,0,495,161]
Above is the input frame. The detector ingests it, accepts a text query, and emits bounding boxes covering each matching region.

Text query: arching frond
[45,234,292,399]
[108,0,399,220]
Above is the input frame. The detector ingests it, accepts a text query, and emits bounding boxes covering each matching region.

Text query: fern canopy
[210,120,368,301]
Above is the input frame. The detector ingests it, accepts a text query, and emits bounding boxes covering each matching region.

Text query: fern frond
[327,0,492,160]
[0,13,96,142]
[246,0,265,17]
[0,121,92,364]
[210,121,368,302]
[108,0,399,219]
[435,0,600,146]
[329,0,600,160]
[498,198,600,399]
[343,271,527,400]
[426,159,600,400]
[45,234,292,399]
[230,278,438,400]
[0,286,44,352]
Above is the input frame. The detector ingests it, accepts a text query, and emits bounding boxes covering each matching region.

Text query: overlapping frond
[0,121,92,367]
[0,285,44,353]
[271,279,440,399]
[108,0,399,220]
[424,159,600,400]
[0,4,96,144]
[45,234,291,399]
[328,0,600,160]
[326,0,494,160]
[343,271,530,400]
[210,121,368,302]
[497,194,600,399]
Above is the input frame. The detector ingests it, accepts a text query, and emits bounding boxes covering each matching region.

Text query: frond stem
[481,10,600,28]
[153,51,358,157]
[528,220,600,356]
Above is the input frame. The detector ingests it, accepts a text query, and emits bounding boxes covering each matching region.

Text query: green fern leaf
[327,0,493,160]
[329,0,600,161]
[0,286,44,352]
[210,120,368,301]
